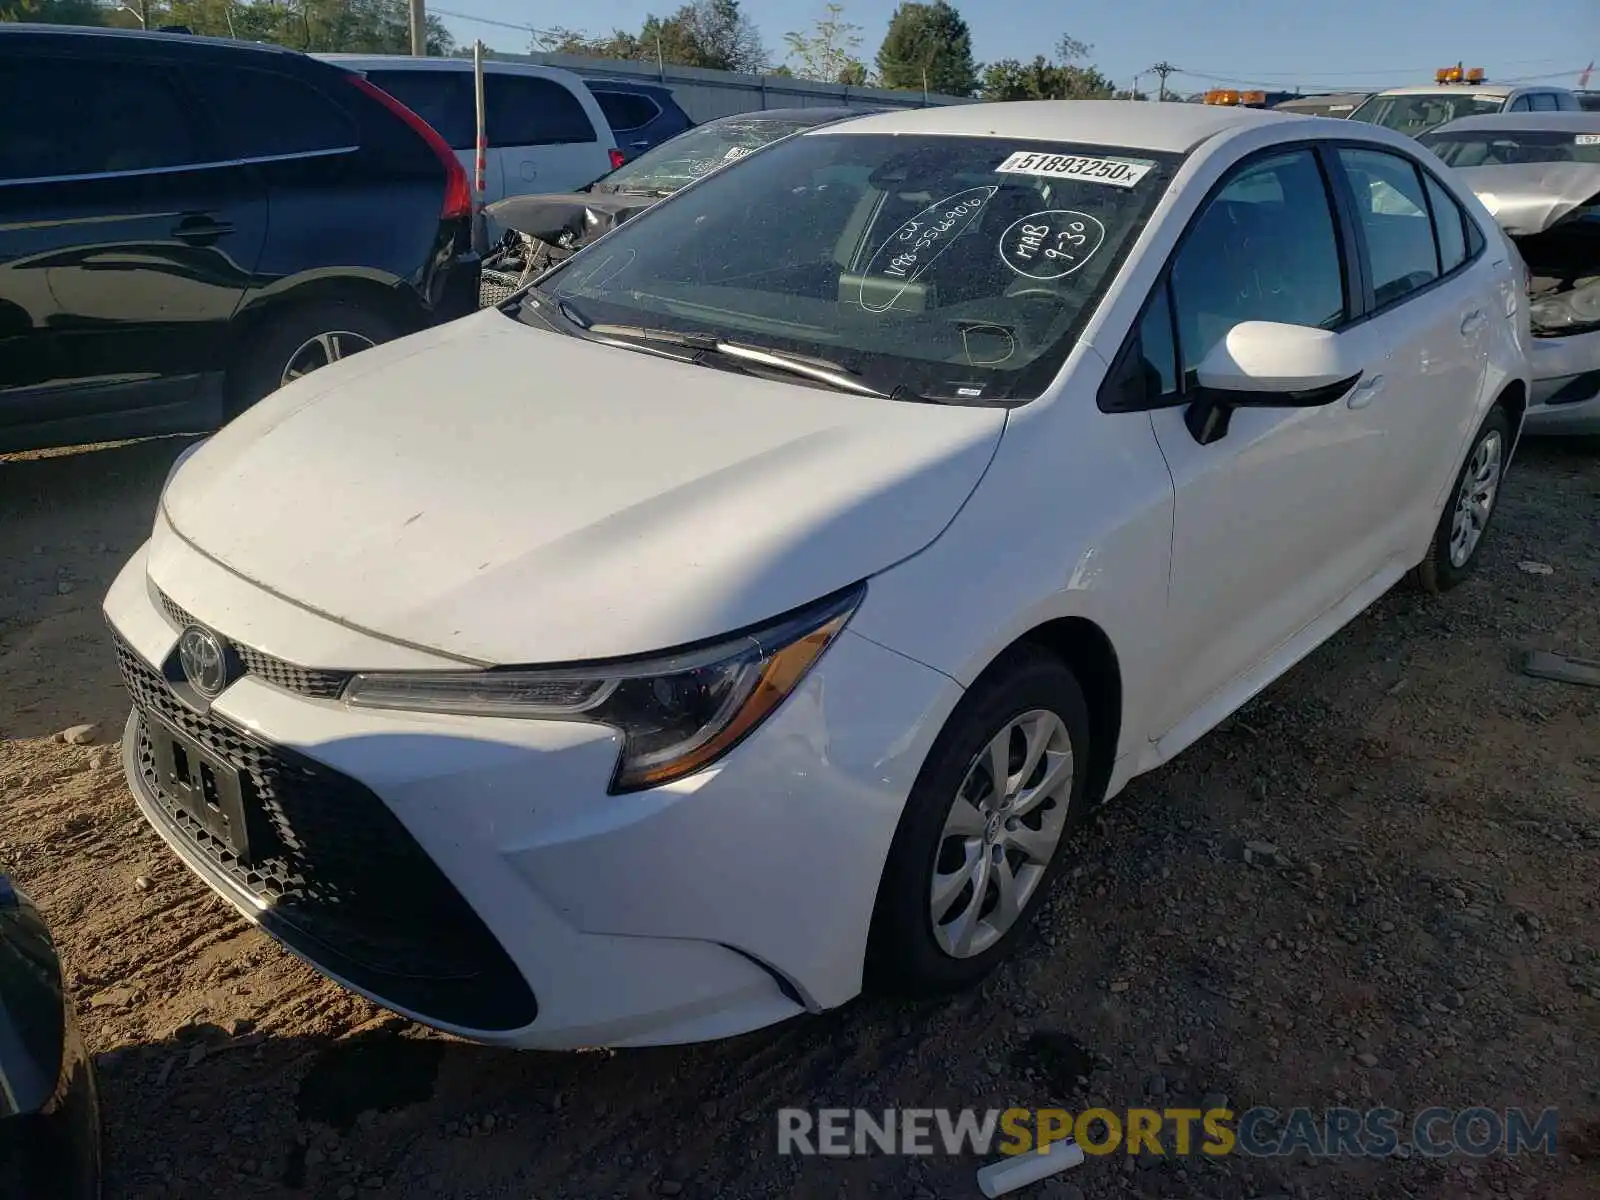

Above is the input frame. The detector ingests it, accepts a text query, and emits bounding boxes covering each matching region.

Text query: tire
[1412,406,1513,594]
[865,645,1092,997]
[228,300,399,416]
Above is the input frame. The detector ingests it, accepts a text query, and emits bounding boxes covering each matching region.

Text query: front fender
[848,354,1175,782]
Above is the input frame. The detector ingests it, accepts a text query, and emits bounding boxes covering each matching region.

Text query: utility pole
[1149,61,1177,102]
[409,0,426,55]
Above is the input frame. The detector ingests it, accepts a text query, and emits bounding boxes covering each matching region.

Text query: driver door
[1140,147,1396,746]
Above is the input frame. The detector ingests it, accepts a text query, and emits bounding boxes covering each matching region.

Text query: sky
[430,0,1597,96]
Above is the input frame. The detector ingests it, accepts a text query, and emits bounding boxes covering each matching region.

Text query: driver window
[1169,149,1345,385]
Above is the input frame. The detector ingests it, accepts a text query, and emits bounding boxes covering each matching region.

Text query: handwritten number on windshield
[858,186,998,311]
[998,210,1107,281]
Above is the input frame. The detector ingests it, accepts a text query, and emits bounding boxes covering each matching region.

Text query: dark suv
[0,26,479,454]
[584,80,694,161]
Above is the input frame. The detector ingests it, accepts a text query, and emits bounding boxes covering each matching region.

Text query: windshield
[519,132,1179,403]
[1421,129,1600,166]
[1348,92,1506,135]
[593,114,831,196]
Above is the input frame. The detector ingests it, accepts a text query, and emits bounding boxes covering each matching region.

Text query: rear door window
[0,56,207,181]
[1423,173,1468,274]
[186,66,358,159]
[364,69,475,149]
[486,75,597,146]
[1337,147,1440,307]
[593,91,661,134]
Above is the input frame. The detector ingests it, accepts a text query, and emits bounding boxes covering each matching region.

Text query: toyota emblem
[177,625,230,698]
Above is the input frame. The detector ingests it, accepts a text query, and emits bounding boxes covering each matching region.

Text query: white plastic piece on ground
[975,1139,1087,1197]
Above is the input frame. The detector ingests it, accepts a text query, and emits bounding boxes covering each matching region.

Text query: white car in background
[1350,83,1582,137]
[104,101,1529,1050]
[1423,112,1600,434]
[322,55,620,201]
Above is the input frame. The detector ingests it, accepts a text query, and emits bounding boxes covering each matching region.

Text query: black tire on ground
[1412,405,1514,594]
[865,644,1092,998]
[228,300,400,416]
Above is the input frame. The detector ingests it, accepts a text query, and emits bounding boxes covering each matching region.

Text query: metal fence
[478,50,975,122]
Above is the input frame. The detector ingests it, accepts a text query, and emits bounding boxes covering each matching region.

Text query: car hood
[161,311,1007,665]
[1454,163,1600,235]
[485,192,657,246]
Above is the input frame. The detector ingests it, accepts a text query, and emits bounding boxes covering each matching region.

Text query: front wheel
[865,646,1091,997]
[228,300,399,416]
[1412,406,1513,594]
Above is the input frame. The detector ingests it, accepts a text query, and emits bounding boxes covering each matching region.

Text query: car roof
[1428,111,1600,135]
[1275,91,1372,107]
[1369,85,1523,99]
[318,54,582,82]
[811,99,1304,153]
[0,21,307,57]
[584,78,674,95]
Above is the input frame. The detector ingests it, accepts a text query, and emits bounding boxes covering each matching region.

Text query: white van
[321,56,619,203]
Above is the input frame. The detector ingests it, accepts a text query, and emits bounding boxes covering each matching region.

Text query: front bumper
[1527,328,1600,435]
[103,538,960,1048]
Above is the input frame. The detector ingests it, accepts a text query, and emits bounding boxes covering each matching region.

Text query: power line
[430,6,544,35]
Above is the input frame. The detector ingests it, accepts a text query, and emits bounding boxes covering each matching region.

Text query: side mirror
[1186,321,1364,445]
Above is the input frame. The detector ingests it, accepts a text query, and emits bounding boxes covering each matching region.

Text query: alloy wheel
[930,709,1074,959]
[280,330,376,387]
[1448,429,1503,568]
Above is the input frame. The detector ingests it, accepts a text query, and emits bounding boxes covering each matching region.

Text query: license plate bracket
[149,721,258,863]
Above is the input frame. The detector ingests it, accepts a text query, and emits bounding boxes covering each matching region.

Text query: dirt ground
[2,433,1598,1200]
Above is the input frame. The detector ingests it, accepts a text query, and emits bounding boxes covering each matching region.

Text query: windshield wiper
[582,323,891,398]
[530,301,967,404]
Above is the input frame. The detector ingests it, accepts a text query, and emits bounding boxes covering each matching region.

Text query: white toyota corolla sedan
[104,101,1529,1050]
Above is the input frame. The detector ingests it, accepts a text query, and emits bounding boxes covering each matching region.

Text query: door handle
[631,139,651,148]
[1460,309,1486,336]
[1347,375,1385,410]
[171,214,234,244]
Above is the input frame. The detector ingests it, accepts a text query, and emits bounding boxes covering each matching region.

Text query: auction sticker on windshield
[995,151,1154,189]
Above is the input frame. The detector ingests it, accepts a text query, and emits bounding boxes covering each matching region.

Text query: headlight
[343,583,865,792]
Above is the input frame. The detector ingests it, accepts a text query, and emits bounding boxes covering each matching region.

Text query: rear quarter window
[486,75,597,146]
[593,91,661,133]
[364,69,475,149]
[186,65,358,158]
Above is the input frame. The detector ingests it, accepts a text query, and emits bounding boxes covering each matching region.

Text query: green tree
[541,0,766,72]
[783,3,867,85]
[0,0,104,24]
[977,33,1114,101]
[874,0,977,97]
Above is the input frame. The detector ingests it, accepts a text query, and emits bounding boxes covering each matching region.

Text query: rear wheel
[229,300,399,416]
[1412,406,1512,593]
[865,646,1091,997]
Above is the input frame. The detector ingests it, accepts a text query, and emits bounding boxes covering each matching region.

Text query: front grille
[157,591,351,700]
[478,266,524,309]
[113,632,537,1032]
